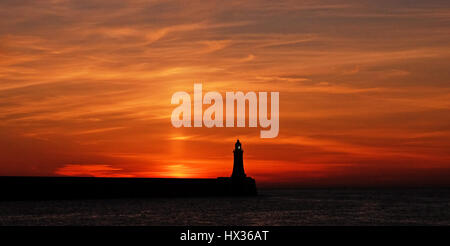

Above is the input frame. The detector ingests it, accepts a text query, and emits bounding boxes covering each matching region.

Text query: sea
[0,188,449,226]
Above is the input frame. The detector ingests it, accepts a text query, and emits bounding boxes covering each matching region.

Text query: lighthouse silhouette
[231,139,246,179]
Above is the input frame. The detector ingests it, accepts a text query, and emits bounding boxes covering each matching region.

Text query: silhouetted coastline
[0,140,257,200]
[0,176,257,200]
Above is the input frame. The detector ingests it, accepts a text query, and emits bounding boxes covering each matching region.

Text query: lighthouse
[231,139,247,179]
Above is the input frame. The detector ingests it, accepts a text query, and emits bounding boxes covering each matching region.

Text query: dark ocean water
[0,188,449,226]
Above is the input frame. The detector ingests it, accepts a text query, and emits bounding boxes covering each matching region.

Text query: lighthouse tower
[231,139,247,179]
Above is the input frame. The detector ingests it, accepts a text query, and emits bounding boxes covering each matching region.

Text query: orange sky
[1,0,450,187]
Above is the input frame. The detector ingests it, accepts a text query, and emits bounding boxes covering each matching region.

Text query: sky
[1,0,450,187]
